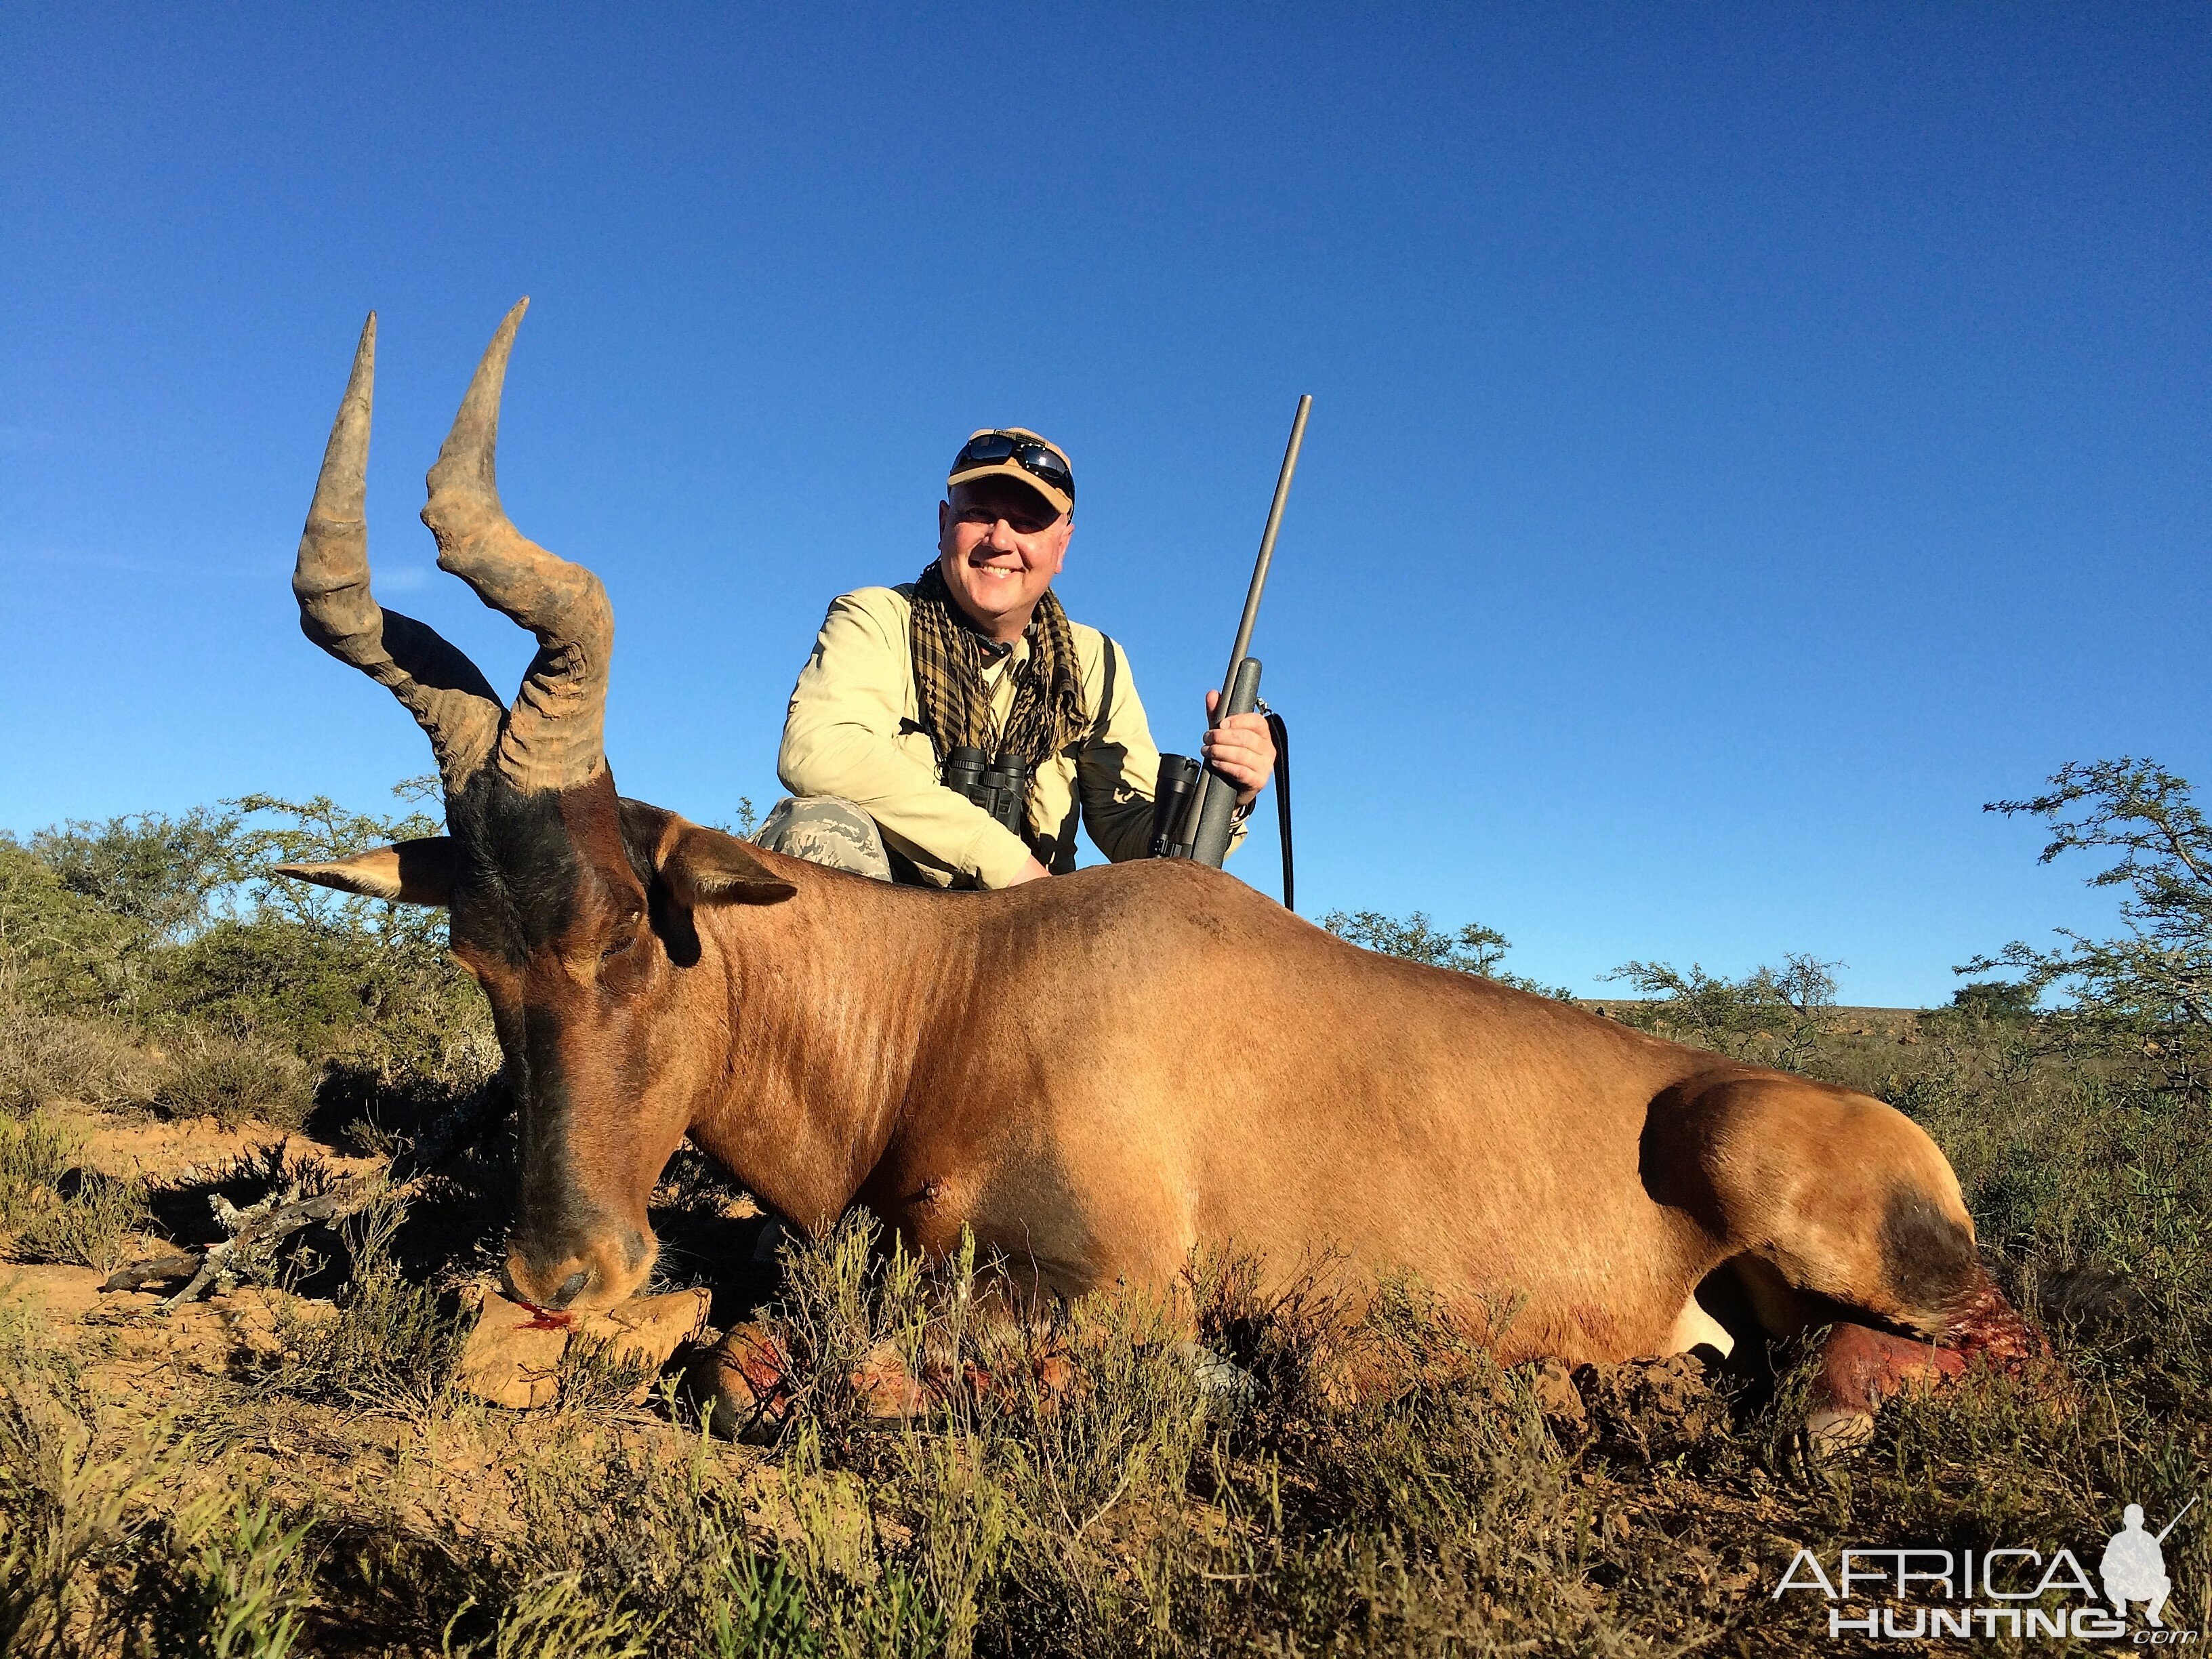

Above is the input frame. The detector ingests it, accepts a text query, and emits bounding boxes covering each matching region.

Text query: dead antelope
[280,303,2036,1440]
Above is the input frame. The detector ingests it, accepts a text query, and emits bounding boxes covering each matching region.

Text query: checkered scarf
[909,561,1088,823]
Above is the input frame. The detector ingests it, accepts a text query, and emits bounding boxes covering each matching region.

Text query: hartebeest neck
[680,855,980,1234]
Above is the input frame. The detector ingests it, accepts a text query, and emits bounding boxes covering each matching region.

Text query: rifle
[2154,1495,2199,1544]
[1149,394,1310,908]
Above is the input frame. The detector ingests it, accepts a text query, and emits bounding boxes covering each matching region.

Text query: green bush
[1948,978,2039,1021]
[0,840,145,1012]
[30,808,239,945]
[1601,952,1841,1069]
[1321,907,1571,997]
[150,915,484,1081]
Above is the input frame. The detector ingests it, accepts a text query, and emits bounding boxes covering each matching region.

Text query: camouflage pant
[756,796,894,882]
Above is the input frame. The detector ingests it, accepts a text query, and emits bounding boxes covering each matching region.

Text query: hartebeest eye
[597,920,650,990]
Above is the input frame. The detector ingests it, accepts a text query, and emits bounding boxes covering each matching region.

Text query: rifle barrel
[2154,1494,2199,1544]
[1216,394,1312,701]
[1178,394,1312,855]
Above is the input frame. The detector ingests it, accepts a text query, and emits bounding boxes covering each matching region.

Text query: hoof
[686,1322,793,1442]
[1804,1406,1875,1456]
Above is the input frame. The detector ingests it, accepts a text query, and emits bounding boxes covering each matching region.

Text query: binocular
[1147,754,1204,859]
[942,747,1033,834]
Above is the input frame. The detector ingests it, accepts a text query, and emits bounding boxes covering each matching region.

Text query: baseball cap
[947,428,1074,519]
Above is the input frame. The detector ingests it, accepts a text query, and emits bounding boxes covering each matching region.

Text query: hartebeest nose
[505,1226,657,1313]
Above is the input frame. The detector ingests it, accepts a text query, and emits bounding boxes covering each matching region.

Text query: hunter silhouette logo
[2101,1498,2195,1630]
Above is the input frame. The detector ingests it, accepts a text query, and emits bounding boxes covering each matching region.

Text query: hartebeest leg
[1646,1071,2040,1446]
[684,1323,934,1440]
[1804,1321,1969,1448]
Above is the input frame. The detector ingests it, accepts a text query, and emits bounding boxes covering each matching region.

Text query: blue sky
[3,6,2205,1004]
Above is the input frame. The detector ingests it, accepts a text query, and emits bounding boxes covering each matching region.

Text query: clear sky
[3,6,2205,1004]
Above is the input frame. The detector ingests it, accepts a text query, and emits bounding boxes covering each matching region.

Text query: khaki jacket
[778,584,1238,888]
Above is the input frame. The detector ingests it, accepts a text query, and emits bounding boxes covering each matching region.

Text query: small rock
[455,1292,568,1409]
[579,1288,712,1403]
[457,1286,712,1410]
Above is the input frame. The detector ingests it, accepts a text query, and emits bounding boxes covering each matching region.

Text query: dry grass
[152,1037,316,1135]
[0,1008,157,1116]
[0,1113,153,1274]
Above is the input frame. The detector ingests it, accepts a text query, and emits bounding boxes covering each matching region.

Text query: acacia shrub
[0,782,493,1125]
[1320,907,1571,997]
[0,839,144,1013]
[1968,757,2209,1094]
[1601,954,1841,1071]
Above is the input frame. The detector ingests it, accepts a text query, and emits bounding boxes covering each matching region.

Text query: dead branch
[101,1082,509,1310]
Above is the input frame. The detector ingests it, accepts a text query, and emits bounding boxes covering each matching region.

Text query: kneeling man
[767,428,1275,886]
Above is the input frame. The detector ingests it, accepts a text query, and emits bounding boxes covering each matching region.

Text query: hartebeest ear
[660,823,797,908]
[274,837,456,907]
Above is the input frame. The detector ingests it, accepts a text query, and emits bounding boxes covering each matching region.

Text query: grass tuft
[259,1187,466,1419]
[155,1036,316,1132]
[0,1111,152,1272]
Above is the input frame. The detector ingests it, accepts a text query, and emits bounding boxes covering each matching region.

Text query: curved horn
[421,299,614,793]
[293,312,503,790]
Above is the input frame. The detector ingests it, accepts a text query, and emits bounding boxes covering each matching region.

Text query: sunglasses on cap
[951,432,1074,504]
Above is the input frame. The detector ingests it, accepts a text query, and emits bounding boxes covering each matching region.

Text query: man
[765,427,1276,887]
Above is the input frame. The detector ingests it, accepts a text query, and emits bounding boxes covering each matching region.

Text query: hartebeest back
[280,306,2034,1436]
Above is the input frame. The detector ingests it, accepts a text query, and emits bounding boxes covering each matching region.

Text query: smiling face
[935,476,1072,642]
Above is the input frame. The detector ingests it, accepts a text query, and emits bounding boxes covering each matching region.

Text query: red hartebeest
[280,304,2034,1437]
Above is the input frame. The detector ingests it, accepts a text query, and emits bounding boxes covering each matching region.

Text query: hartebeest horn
[293,312,504,790]
[422,299,614,793]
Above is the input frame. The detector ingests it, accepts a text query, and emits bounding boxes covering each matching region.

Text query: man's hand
[1202,689,1278,808]
[1005,855,1052,885]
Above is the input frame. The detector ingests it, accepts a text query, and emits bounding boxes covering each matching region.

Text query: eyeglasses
[952,432,1074,504]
